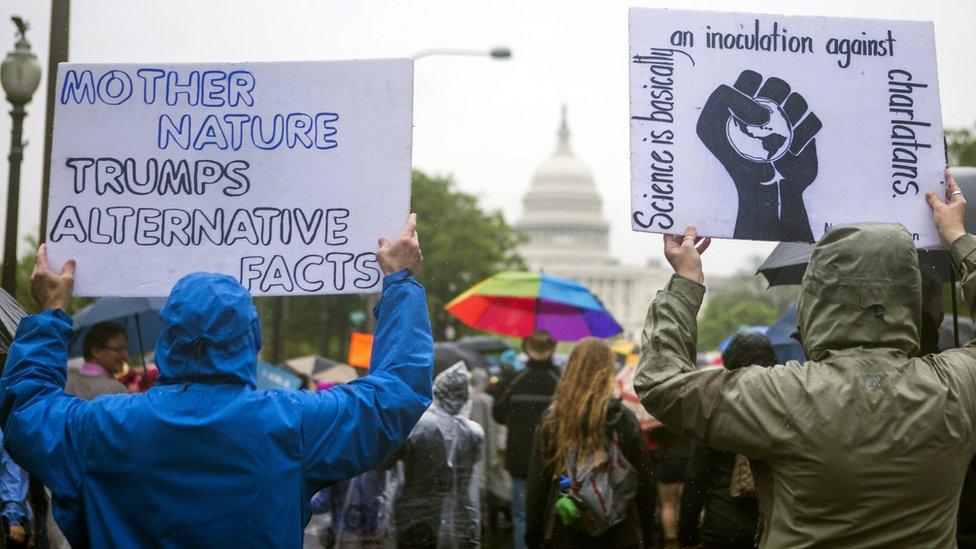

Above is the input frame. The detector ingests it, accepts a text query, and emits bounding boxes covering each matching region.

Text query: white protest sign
[629,9,945,246]
[46,59,412,296]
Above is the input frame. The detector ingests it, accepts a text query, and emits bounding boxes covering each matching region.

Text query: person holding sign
[635,171,976,547]
[0,215,432,548]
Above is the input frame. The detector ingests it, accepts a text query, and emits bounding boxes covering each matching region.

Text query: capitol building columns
[515,107,670,339]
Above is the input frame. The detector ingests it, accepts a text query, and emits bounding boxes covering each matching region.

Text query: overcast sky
[1,0,973,276]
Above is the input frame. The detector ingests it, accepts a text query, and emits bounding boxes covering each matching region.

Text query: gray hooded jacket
[636,224,976,547]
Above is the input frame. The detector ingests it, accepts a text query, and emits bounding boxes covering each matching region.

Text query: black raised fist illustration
[697,70,822,242]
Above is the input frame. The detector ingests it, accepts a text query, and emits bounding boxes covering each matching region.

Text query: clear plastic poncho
[388,361,484,548]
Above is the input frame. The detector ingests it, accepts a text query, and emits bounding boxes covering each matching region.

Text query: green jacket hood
[797,223,921,361]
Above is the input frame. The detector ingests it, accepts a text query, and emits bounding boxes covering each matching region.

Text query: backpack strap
[543,476,561,542]
[547,366,560,384]
[566,445,579,480]
[495,367,533,404]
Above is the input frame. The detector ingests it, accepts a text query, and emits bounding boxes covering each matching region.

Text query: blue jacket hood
[155,272,262,388]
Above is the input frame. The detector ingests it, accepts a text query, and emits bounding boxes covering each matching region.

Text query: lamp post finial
[11,16,28,43]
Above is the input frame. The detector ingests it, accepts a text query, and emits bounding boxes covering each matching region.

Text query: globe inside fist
[377,213,423,276]
[727,97,792,162]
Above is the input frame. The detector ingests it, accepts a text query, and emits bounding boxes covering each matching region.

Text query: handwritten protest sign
[46,60,412,296]
[629,9,945,246]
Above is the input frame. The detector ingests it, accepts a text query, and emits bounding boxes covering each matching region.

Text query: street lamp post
[412,46,512,61]
[40,0,71,244]
[1,17,42,294]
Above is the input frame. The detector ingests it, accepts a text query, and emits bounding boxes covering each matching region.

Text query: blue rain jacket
[0,430,30,527]
[0,269,433,548]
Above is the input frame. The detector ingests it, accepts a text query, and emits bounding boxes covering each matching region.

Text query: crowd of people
[0,172,975,548]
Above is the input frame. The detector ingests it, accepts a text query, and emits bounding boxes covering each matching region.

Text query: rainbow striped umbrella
[445,272,623,341]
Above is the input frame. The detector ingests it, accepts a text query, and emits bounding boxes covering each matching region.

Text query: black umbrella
[940,316,975,351]
[758,167,976,286]
[756,242,820,287]
[455,336,513,355]
[434,342,488,377]
[758,167,976,348]
[759,244,953,286]
[70,297,167,363]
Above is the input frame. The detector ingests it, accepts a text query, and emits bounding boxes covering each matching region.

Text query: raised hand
[926,169,967,248]
[377,213,423,275]
[29,243,76,311]
[663,226,711,284]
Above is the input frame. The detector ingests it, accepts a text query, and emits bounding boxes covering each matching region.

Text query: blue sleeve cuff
[373,269,421,319]
[0,507,27,526]
[381,268,413,290]
[43,308,73,324]
[12,308,73,339]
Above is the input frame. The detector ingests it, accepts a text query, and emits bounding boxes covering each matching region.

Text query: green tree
[947,125,976,167]
[697,292,778,351]
[410,170,525,339]
[254,169,524,363]
[711,255,799,313]
[254,293,365,363]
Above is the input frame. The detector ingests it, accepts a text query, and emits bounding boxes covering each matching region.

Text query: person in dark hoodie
[678,331,777,549]
[525,337,655,548]
[0,214,432,548]
[493,331,560,549]
[390,361,484,548]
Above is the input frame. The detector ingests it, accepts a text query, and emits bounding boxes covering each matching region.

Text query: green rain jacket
[635,224,976,548]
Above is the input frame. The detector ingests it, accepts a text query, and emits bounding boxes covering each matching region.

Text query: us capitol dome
[516,107,669,336]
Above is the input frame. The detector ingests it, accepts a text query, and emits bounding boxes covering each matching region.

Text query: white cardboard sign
[629,9,945,246]
[46,59,413,296]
